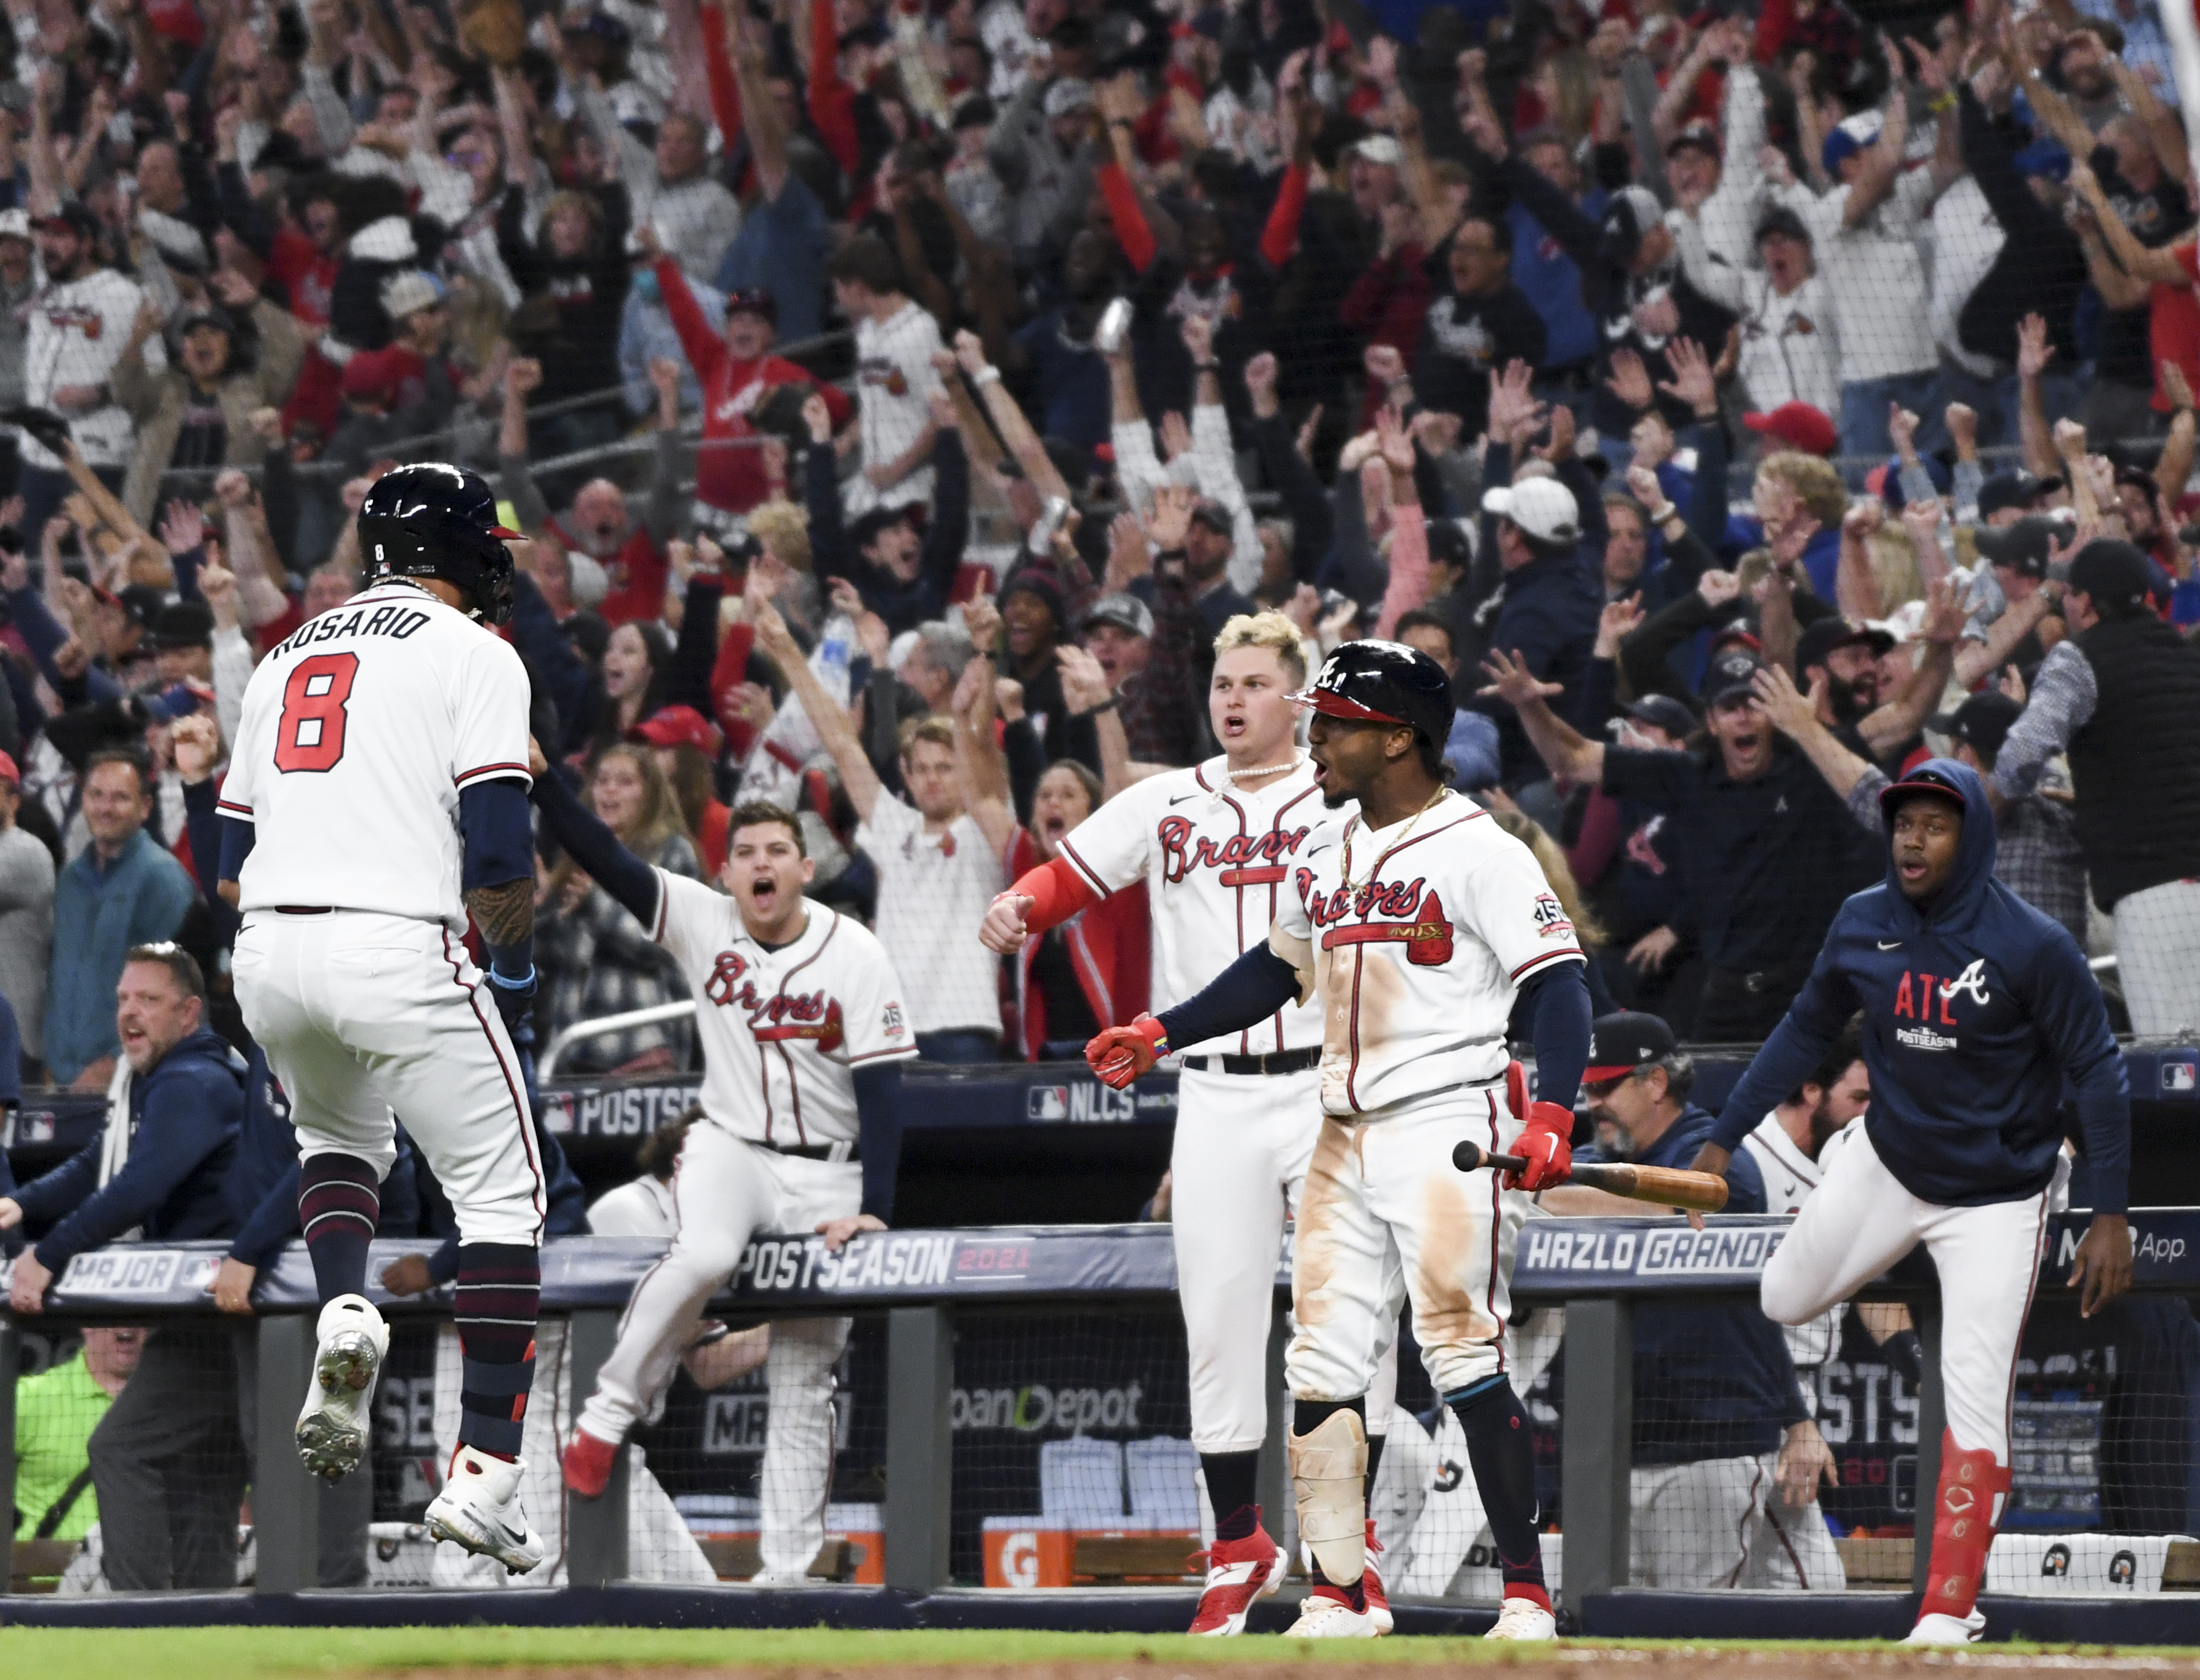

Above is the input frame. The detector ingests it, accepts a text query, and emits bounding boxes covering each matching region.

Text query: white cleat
[425,1444,545,1576]
[1485,1595,1559,1641]
[295,1293,389,1482]
[1903,1611,1986,1646]
[1283,1588,1380,1639]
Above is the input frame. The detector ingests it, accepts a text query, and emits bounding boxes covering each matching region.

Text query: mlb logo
[2162,1058,2197,1096]
[1026,1085,1069,1121]
[541,1092,578,1133]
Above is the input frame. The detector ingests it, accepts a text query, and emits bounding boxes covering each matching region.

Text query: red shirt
[548,521,668,626]
[2151,239,2200,413]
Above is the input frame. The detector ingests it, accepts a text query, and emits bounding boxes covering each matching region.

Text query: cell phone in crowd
[1028,496,1071,555]
[1094,298,1134,356]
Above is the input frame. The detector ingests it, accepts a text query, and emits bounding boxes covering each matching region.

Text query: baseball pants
[1288,1083,1525,1402]
[426,1317,713,1587]
[1629,1453,1846,1590]
[2111,878,2200,1037]
[232,910,544,1246]
[1761,1126,2046,1464]
[1173,1066,1396,1454]
[580,1122,856,1579]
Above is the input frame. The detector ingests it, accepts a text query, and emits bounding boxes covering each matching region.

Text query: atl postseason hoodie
[1712,759,2130,1213]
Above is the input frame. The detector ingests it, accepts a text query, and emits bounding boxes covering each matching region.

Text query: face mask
[633,270,660,306]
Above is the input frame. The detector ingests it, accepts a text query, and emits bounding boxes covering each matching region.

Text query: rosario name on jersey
[219,584,531,926]
[1272,790,1586,1116]
[1055,756,1335,1057]
[653,874,916,1146]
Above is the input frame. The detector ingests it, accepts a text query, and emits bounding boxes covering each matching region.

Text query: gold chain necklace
[1338,788,1448,894]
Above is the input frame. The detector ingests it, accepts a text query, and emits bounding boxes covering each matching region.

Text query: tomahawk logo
[1940,960,1991,1008]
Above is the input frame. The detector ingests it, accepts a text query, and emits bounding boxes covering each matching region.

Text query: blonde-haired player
[981,609,1401,1637]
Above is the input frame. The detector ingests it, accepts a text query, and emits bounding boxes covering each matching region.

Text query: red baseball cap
[1743,402,1838,457]
[0,751,20,787]
[635,704,723,757]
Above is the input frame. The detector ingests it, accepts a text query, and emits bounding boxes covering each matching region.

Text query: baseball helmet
[1290,639,1454,747]
[357,463,521,626]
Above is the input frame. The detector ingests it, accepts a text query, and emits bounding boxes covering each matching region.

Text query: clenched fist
[979,891,1034,953]
[1086,1013,1168,1089]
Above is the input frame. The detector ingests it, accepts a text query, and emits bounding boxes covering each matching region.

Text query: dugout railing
[6,1209,2200,1640]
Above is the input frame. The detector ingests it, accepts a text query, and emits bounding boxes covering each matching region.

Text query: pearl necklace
[1226,754,1303,783]
[1338,787,1449,892]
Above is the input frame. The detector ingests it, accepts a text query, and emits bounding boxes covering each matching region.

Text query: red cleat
[1363,1518,1393,1635]
[1187,1514,1285,1636]
[561,1427,619,1498]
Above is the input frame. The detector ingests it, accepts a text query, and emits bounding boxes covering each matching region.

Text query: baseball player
[216,464,549,1572]
[1696,759,2132,1644]
[540,771,917,1584]
[1087,641,1593,1641]
[979,611,1403,1636]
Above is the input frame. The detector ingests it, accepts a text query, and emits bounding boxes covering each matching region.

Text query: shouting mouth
[749,876,779,913]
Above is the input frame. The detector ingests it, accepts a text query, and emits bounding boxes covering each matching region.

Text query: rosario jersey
[220,582,531,926]
[1056,755,1334,1057]
[653,878,916,1146]
[1271,790,1585,1117]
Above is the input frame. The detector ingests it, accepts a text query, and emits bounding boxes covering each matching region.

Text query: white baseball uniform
[1268,789,1584,1402]
[1742,1116,1840,1370]
[21,267,144,471]
[1060,756,1396,1458]
[577,879,915,1578]
[223,581,545,1247]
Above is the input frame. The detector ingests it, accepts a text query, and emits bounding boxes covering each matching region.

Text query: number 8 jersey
[220,582,533,926]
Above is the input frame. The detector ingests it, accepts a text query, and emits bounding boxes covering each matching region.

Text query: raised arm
[754,599,883,820]
[528,746,663,930]
[1476,648,1606,783]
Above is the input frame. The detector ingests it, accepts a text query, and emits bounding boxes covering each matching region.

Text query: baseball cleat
[1903,1610,1986,1646]
[561,1426,620,1498]
[426,1444,545,1575]
[1363,1519,1393,1635]
[1282,1584,1379,1639]
[1186,1519,1285,1635]
[1485,1595,1559,1641]
[295,1293,388,1482]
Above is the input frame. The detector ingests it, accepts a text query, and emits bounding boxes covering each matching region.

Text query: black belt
[1181,1047,1321,1077]
[760,1138,859,1163]
[275,905,333,915]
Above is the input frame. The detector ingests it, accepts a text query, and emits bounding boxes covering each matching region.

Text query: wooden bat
[1451,1138,1729,1214]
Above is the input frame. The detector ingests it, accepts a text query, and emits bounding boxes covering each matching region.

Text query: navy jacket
[15,1026,245,1271]
[1476,549,1602,788]
[1712,759,2130,1213]
[1587,1106,1807,1465]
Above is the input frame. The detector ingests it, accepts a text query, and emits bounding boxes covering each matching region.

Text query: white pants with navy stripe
[1629,1453,1847,1590]
[232,908,544,1246]
[579,1122,856,1579]
[1287,1085,1527,1402]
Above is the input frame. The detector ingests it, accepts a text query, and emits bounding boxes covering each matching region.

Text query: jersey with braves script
[852,299,943,511]
[21,268,145,471]
[653,879,916,1146]
[219,582,531,925]
[1271,789,1586,1116]
[1057,756,1333,1057]
[1743,1113,1839,1368]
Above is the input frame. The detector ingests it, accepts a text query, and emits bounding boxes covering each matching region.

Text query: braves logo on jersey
[1157,816,1311,886]
[1296,874,1454,966]
[703,950,847,1050]
[1888,958,2003,1052]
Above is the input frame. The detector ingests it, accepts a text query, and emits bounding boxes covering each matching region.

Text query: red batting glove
[1085,1013,1169,1090]
[1504,1058,1529,1122]
[1505,1101,1576,1191]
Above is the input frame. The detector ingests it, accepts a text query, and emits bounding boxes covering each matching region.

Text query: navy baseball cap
[1927,691,2022,760]
[1878,762,1970,820]
[1586,1012,1678,1084]
[1704,646,1764,706]
[1623,693,1696,739]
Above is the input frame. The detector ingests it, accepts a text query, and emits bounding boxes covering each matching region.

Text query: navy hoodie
[14,1025,246,1271]
[1712,760,2129,1213]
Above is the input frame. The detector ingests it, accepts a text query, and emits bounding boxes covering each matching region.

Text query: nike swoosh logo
[1170,795,1197,806]
[1878,940,1902,950]
[1205,1558,1266,1589]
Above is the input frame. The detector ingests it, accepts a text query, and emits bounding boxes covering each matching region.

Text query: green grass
[1,1627,2196,1677]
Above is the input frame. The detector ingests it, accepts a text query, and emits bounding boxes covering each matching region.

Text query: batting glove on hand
[1505,1101,1575,1192]
[1085,1013,1168,1089]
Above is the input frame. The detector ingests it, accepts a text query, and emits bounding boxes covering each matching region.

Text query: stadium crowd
[0,0,2195,1599]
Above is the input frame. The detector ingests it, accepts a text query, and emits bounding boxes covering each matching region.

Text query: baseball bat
[1451,1138,1730,1214]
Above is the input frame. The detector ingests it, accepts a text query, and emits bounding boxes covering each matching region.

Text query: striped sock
[297,1154,380,1302]
[455,1241,540,1461]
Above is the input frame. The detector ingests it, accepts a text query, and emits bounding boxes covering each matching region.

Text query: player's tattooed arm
[465,877,536,950]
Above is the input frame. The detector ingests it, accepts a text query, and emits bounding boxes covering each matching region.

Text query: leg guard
[1920,1431,2010,1623]
[1290,1406,1369,1587]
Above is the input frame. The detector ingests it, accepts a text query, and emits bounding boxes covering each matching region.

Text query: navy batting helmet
[357,463,521,626]
[1291,639,1454,747]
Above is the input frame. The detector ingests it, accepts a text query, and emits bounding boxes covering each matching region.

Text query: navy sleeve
[219,815,255,885]
[530,764,662,929]
[459,779,534,891]
[229,1158,302,1270]
[12,1135,99,1223]
[805,442,852,582]
[506,573,597,755]
[1682,415,1731,551]
[33,1078,238,1271]
[1520,960,1591,1108]
[2030,929,2131,1215]
[665,576,723,714]
[918,431,968,612]
[1156,942,1303,1050]
[1711,931,1862,1154]
[182,777,240,948]
[855,1061,903,1221]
